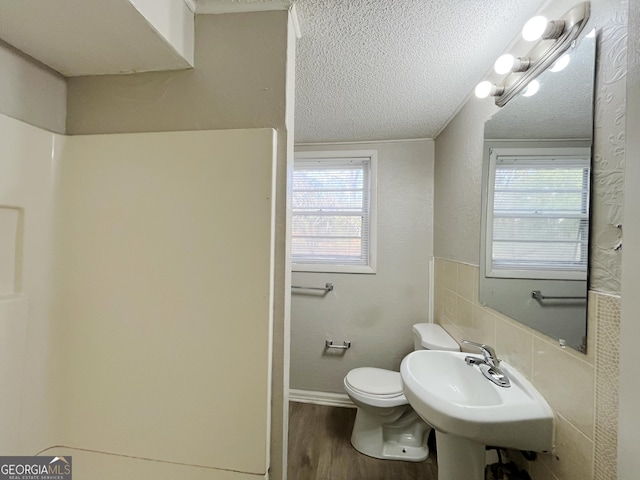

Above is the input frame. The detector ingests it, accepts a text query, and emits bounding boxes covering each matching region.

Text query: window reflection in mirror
[479,32,596,353]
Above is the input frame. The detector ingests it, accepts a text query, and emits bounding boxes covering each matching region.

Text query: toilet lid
[345,368,403,397]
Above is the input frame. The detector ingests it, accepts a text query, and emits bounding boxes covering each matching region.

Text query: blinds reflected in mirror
[486,148,590,280]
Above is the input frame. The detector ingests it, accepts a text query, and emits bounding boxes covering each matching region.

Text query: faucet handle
[461,340,499,366]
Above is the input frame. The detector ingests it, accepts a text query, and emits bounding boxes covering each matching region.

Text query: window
[292,150,377,273]
[485,148,590,280]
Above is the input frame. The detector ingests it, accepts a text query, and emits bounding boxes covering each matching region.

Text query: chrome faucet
[462,340,500,367]
[461,340,510,388]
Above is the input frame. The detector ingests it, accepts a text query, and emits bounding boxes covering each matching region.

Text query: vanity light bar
[496,2,590,107]
[476,2,591,107]
[522,16,566,42]
[494,54,531,75]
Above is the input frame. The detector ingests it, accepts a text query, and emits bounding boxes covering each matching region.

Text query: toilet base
[350,406,430,462]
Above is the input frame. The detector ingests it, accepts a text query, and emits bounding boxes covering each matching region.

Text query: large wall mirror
[479,32,596,353]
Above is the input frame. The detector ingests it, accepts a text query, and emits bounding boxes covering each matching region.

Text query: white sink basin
[400,350,553,452]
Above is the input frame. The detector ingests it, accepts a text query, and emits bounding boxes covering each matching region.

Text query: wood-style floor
[287,402,438,480]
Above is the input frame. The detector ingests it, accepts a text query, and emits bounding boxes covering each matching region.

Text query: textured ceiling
[294,0,547,143]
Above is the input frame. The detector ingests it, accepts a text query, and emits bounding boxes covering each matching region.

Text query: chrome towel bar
[531,290,586,301]
[291,283,334,292]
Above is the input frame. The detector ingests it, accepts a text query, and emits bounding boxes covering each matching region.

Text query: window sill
[292,264,376,274]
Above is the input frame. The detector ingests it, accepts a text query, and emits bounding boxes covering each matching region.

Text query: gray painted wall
[66,13,287,135]
[292,140,434,393]
[618,0,640,475]
[434,98,496,265]
[0,40,66,133]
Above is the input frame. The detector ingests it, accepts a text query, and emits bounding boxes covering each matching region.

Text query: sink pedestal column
[435,431,485,480]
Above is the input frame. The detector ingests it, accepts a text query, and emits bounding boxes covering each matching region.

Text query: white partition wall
[51,129,277,478]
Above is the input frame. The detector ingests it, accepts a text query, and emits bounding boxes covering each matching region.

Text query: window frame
[292,150,377,274]
[485,147,591,281]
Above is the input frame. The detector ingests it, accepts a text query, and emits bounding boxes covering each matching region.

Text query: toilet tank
[412,323,460,351]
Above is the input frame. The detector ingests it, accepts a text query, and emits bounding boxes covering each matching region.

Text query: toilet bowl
[343,323,459,462]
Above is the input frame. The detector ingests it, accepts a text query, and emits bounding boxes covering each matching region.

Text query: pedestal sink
[400,350,553,480]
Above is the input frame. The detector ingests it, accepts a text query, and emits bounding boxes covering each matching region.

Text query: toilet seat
[345,367,403,396]
[344,368,408,407]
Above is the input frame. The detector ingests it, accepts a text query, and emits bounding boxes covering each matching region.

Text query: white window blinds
[486,149,590,280]
[292,152,376,272]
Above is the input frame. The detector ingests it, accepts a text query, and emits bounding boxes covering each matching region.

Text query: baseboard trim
[289,389,355,408]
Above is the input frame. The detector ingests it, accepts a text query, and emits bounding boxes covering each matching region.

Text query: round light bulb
[522,80,540,97]
[522,16,548,41]
[494,54,515,75]
[549,54,570,72]
[475,81,493,99]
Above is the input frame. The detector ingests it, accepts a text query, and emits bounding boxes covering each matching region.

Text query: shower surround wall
[0,10,294,480]
[50,128,277,479]
[433,0,627,479]
[291,140,434,396]
[0,114,62,456]
[0,112,278,479]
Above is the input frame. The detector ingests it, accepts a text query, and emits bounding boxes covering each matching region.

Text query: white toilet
[343,323,460,462]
